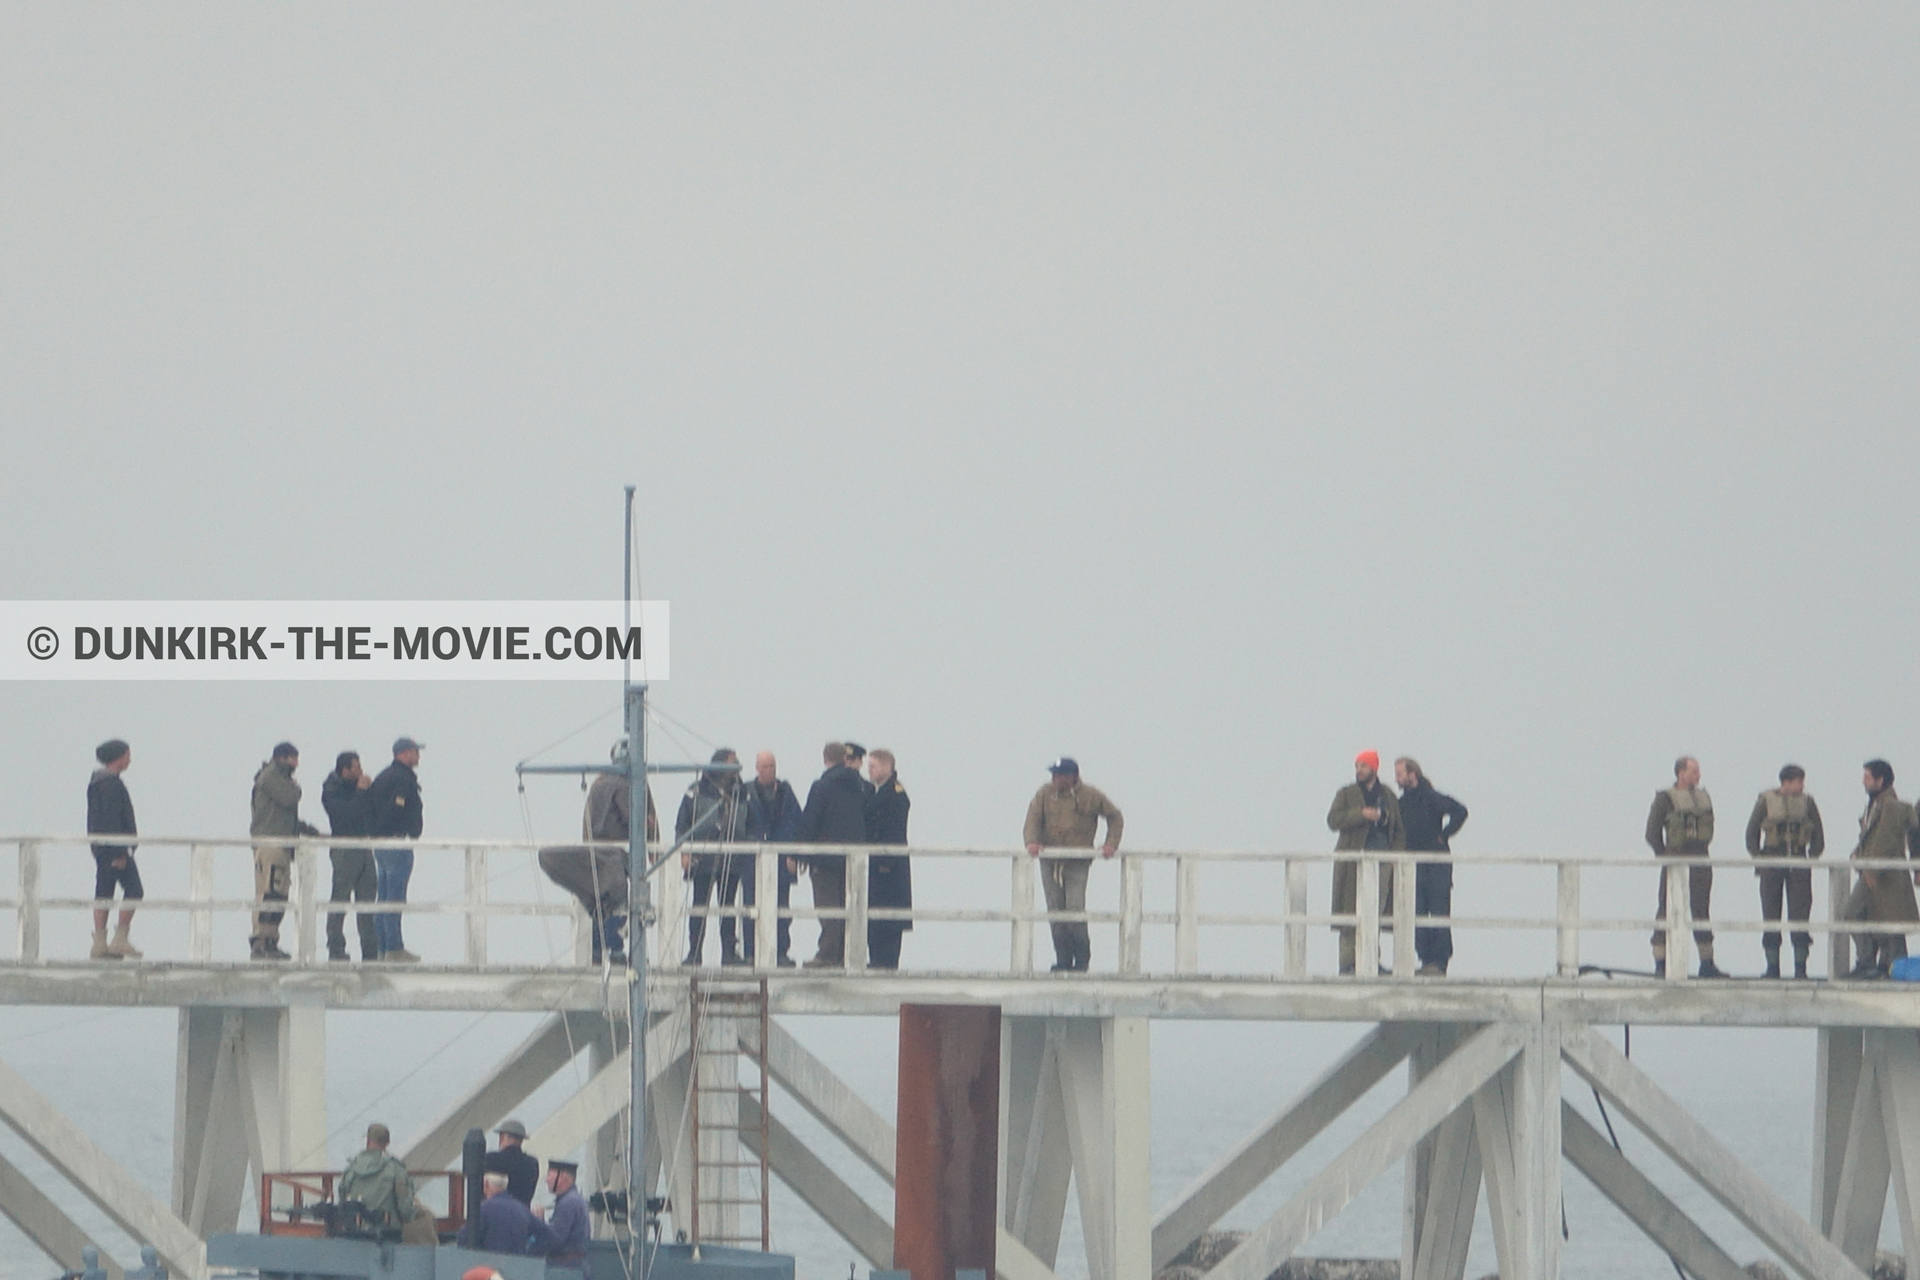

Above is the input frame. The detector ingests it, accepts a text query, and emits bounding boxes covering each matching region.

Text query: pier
[0,835,1913,1280]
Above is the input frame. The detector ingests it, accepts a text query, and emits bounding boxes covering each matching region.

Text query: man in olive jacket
[1744,763,1826,979]
[1328,750,1404,976]
[249,742,320,961]
[1023,757,1123,972]
[1843,759,1917,979]
[1646,755,1724,979]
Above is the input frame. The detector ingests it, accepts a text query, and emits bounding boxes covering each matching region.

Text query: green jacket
[250,761,318,839]
[338,1147,416,1230]
[1327,782,1404,853]
[1852,790,1918,924]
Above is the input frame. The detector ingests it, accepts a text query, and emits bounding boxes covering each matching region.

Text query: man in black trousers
[1394,757,1468,977]
[800,742,867,968]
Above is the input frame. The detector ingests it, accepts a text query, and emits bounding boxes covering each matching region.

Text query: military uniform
[1647,786,1717,973]
[1843,789,1917,976]
[1327,781,1404,975]
[338,1146,416,1236]
[865,773,912,970]
[1745,788,1826,977]
[249,759,319,959]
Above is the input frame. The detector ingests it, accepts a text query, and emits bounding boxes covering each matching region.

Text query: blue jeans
[375,847,414,954]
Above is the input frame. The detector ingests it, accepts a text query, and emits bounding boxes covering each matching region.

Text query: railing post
[1357,856,1380,978]
[1284,858,1308,978]
[465,847,488,967]
[753,845,778,972]
[1174,855,1199,975]
[1011,854,1035,973]
[188,843,215,962]
[1664,861,1688,982]
[844,850,869,971]
[1829,863,1852,978]
[1391,857,1415,977]
[294,841,318,965]
[1556,862,1581,978]
[1119,853,1144,975]
[17,841,40,966]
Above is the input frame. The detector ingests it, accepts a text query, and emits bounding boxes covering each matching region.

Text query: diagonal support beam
[740,1089,893,1268]
[742,1018,896,1182]
[0,1054,204,1279]
[1562,1025,1865,1280]
[0,1144,124,1280]
[526,1012,689,1163]
[401,1010,609,1170]
[1870,1030,1920,1280]
[1155,1023,1419,1270]
[1206,1023,1525,1280]
[1562,1101,1748,1280]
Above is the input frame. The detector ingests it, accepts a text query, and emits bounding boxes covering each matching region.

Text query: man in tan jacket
[1024,758,1123,972]
[1843,759,1917,980]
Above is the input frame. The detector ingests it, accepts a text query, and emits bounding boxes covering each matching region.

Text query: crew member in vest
[1646,756,1725,978]
[1328,750,1404,976]
[1744,764,1826,979]
[535,1158,591,1271]
[1843,759,1917,979]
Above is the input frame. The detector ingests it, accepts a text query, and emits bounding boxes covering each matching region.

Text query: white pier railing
[0,840,1889,982]
[0,835,1902,980]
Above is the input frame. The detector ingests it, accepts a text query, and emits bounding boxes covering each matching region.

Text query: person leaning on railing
[1024,757,1123,973]
[537,739,657,966]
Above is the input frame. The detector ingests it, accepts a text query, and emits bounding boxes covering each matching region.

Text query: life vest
[1762,790,1813,854]
[1664,787,1714,848]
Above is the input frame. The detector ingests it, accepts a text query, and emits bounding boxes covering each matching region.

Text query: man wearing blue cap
[370,737,425,962]
[1023,758,1123,972]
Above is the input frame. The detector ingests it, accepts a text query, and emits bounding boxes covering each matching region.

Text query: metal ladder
[686,975,772,1250]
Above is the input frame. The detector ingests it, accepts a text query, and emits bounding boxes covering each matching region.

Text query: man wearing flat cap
[486,1118,540,1206]
[1328,750,1405,976]
[370,737,425,962]
[536,1157,591,1268]
[1024,758,1124,972]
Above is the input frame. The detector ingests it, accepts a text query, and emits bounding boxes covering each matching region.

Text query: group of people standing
[82,736,428,963]
[1647,755,1920,981]
[537,740,913,970]
[1326,751,1471,976]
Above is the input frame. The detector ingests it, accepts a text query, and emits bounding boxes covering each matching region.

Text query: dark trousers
[686,854,749,961]
[761,858,795,961]
[869,921,906,970]
[1652,860,1714,957]
[1758,863,1814,953]
[327,848,380,959]
[810,856,846,963]
[1414,861,1453,968]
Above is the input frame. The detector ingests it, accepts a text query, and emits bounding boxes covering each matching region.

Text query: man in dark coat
[744,750,804,966]
[369,738,425,962]
[800,742,868,967]
[864,748,912,970]
[483,1119,541,1206]
[322,752,380,962]
[1844,759,1918,979]
[1394,758,1468,977]
[86,739,142,960]
[675,748,752,966]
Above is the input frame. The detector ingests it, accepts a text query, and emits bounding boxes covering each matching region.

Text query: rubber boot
[107,922,142,960]
[1696,946,1726,979]
[1763,946,1781,980]
[90,928,114,961]
[1794,945,1811,980]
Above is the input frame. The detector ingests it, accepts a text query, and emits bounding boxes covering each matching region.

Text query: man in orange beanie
[1327,750,1404,975]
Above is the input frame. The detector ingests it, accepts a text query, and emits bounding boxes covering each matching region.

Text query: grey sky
[5,5,1917,868]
